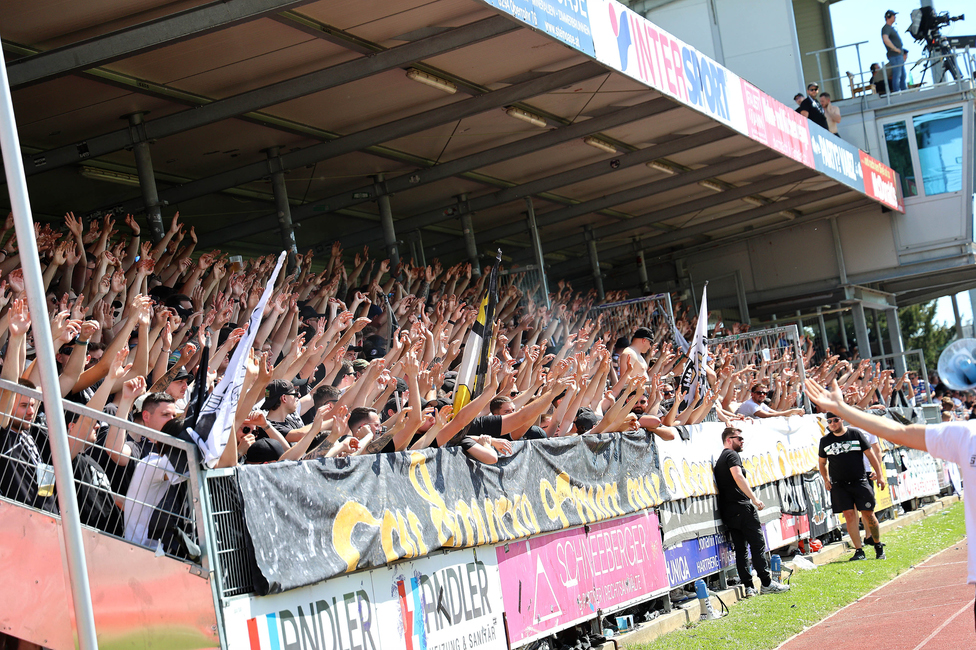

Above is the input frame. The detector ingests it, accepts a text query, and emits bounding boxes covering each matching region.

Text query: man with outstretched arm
[805,378,976,628]
[714,426,790,596]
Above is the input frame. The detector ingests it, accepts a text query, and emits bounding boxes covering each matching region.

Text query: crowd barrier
[588,293,677,348]
[215,411,957,649]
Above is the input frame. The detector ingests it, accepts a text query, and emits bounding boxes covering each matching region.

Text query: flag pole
[0,34,99,649]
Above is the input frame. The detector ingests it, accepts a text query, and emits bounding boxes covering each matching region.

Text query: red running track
[778,540,973,650]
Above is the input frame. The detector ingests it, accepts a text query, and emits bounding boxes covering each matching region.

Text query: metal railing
[589,292,678,349]
[707,324,810,413]
[867,349,932,405]
[806,42,974,103]
[0,377,209,571]
[203,468,256,599]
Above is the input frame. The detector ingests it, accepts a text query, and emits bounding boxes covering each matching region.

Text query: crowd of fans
[0,211,943,556]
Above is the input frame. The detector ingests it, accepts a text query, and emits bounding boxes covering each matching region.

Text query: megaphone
[937,338,976,390]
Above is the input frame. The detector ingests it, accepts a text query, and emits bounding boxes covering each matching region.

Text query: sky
[829,0,975,97]
[829,1,975,329]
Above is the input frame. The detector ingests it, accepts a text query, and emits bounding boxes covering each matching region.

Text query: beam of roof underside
[199,97,681,248]
[552,169,824,273]
[491,149,783,252]
[647,199,873,263]
[103,61,608,215]
[329,128,737,251]
[15,15,519,177]
[6,0,320,89]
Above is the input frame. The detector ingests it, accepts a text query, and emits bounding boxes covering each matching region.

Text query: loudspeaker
[937,339,976,390]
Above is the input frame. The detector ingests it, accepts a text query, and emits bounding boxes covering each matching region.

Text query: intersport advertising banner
[495,511,668,646]
[588,0,748,134]
[237,418,825,595]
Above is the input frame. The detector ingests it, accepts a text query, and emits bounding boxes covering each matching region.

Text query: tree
[898,301,954,372]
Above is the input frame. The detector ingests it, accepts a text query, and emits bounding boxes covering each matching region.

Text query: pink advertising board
[495,510,668,646]
[740,80,815,169]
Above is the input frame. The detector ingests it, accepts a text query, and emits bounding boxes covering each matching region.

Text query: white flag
[678,285,708,410]
[189,252,286,467]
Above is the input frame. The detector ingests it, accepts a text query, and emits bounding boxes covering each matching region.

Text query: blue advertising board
[809,123,864,187]
[481,0,595,56]
[663,533,734,587]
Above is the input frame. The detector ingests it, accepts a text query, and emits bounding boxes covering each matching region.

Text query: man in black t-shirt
[818,412,887,560]
[714,426,789,596]
[798,83,829,130]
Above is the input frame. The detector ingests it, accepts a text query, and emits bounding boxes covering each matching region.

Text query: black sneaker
[863,536,874,547]
[849,548,866,561]
[874,543,886,560]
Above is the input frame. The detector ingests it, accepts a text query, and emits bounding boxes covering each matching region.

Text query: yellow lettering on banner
[482,498,499,544]
[408,452,458,546]
[682,460,694,496]
[455,499,487,547]
[662,458,679,496]
[333,502,380,572]
[540,472,574,526]
[516,494,541,535]
[381,512,415,562]
[572,485,595,522]
[648,473,665,506]
[594,485,609,521]
[626,477,648,510]
[493,496,515,539]
[407,511,428,554]
[507,496,531,538]
[777,441,789,476]
[605,482,624,516]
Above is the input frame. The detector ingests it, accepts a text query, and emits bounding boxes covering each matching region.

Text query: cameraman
[882,9,908,92]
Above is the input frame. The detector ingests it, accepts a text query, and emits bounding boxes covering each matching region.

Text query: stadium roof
[0,0,903,295]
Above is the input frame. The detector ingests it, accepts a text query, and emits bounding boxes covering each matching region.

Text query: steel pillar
[374,174,400,272]
[0,40,100,650]
[817,307,829,353]
[584,225,604,300]
[127,112,164,243]
[851,302,872,359]
[525,197,550,308]
[458,194,480,277]
[872,308,886,356]
[886,307,907,376]
[634,238,650,294]
[951,293,964,338]
[837,305,849,349]
[267,147,298,272]
[829,216,848,285]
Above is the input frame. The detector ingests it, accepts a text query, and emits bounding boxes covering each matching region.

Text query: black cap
[633,327,653,341]
[266,379,299,405]
[574,407,600,434]
[614,336,630,350]
[247,438,284,464]
[299,304,325,320]
[885,9,897,18]
[824,411,839,419]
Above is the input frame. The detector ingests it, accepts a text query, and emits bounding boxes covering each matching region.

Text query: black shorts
[830,479,875,513]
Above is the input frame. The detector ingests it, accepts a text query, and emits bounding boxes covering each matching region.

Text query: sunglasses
[753,390,768,395]
[730,435,743,441]
[826,417,841,423]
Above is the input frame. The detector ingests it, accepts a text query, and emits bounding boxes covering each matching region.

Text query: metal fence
[707,325,810,413]
[589,293,678,349]
[0,377,208,570]
[867,349,933,405]
[204,469,256,598]
[499,263,550,310]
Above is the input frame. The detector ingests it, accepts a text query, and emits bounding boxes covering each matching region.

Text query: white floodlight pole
[0,35,100,650]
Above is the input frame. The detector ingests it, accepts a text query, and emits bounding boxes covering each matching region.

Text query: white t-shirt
[736,398,770,417]
[924,422,976,584]
[123,452,185,547]
[862,431,880,473]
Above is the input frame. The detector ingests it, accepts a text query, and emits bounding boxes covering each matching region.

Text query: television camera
[908,5,965,83]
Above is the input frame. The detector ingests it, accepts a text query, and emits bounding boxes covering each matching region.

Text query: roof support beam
[331,125,734,251]
[492,149,782,253]
[549,176,835,278]
[7,0,319,89]
[200,97,680,248]
[19,15,520,177]
[107,61,607,215]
